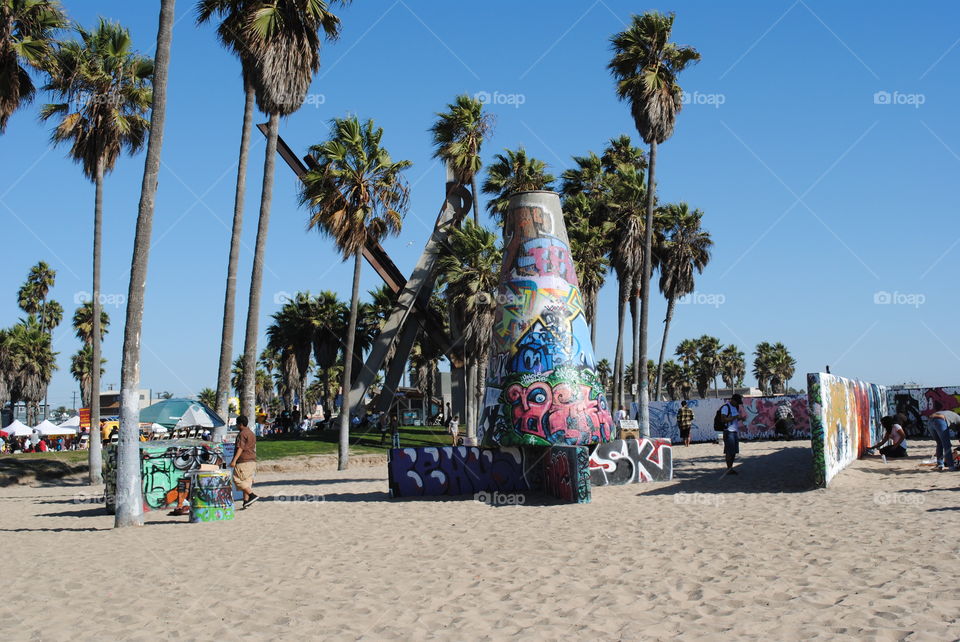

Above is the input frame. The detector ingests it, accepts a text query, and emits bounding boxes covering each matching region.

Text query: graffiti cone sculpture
[479,191,614,447]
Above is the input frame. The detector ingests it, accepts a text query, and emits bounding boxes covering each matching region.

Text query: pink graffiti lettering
[506,383,551,438]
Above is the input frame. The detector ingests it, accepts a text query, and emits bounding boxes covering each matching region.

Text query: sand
[1,441,958,641]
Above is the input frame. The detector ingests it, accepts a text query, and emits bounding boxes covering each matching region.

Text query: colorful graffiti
[588,438,673,485]
[190,471,234,523]
[388,446,530,498]
[807,373,887,487]
[648,395,810,443]
[104,440,223,513]
[540,445,591,503]
[888,386,960,437]
[481,192,613,447]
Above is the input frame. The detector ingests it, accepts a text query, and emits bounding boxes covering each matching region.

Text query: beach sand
[1,441,958,640]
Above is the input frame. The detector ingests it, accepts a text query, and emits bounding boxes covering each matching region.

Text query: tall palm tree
[7,318,57,424]
[695,335,721,398]
[429,93,493,224]
[654,203,711,399]
[70,343,104,407]
[481,147,554,219]
[0,0,67,132]
[196,0,261,434]
[752,341,774,394]
[238,0,345,423]
[197,387,217,408]
[41,18,152,485]
[301,116,410,470]
[596,357,612,396]
[675,337,697,370]
[662,359,690,400]
[563,192,610,349]
[719,344,745,390]
[266,295,315,409]
[0,329,10,410]
[606,162,646,412]
[72,300,109,345]
[610,10,700,432]
[436,220,501,441]
[305,290,346,419]
[408,336,440,423]
[768,342,796,394]
[115,0,175,529]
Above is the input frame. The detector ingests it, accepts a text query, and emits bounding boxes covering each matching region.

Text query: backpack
[713,404,731,432]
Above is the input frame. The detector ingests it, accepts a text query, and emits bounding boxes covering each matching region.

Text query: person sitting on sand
[928,409,959,471]
[870,416,908,459]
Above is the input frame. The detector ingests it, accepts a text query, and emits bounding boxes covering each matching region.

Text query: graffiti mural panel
[807,373,887,487]
[588,438,673,486]
[887,385,960,438]
[480,192,613,448]
[540,445,591,504]
[104,440,224,513]
[648,395,810,444]
[387,446,530,498]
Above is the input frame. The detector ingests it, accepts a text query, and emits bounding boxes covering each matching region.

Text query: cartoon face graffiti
[506,383,552,438]
[505,381,612,444]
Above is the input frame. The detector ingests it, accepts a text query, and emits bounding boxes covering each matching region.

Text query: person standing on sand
[390,413,400,449]
[230,415,259,508]
[929,409,959,471]
[447,414,460,446]
[676,401,694,446]
[719,394,746,475]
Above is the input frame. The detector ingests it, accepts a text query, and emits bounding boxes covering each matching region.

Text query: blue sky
[2,0,959,410]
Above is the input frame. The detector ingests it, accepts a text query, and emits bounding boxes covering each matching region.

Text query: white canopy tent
[175,405,214,429]
[1,419,32,438]
[58,415,81,428]
[35,419,76,436]
[149,423,168,434]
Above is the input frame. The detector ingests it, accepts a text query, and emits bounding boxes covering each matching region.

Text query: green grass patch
[6,450,88,465]
[255,424,454,460]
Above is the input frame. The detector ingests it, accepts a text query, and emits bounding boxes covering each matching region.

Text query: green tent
[138,398,225,429]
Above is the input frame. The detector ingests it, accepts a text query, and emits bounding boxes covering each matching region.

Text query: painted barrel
[479,190,614,447]
[189,471,234,523]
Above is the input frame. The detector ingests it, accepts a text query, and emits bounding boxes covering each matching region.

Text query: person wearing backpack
[716,394,746,475]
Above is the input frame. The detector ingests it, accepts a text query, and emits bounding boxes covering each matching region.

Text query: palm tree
[662,359,690,400]
[768,342,796,394]
[304,290,346,420]
[266,295,315,409]
[70,344,104,406]
[7,318,57,424]
[197,387,217,408]
[609,10,700,432]
[481,147,554,219]
[437,220,501,442]
[0,329,10,411]
[675,337,697,370]
[695,335,721,398]
[429,93,493,223]
[596,358,612,396]
[720,344,745,390]
[238,0,345,424]
[41,20,152,485]
[0,0,67,132]
[196,1,262,435]
[563,192,611,349]
[606,162,646,412]
[753,341,774,394]
[115,0,175,529]
[301,116,410,470]
[72,300,109,345]
[654,203,711,399]
[408,336,440,423]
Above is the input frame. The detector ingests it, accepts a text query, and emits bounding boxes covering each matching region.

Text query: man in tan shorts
[230,415,259,508]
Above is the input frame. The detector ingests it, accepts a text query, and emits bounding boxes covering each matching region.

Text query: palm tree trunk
[638,140,657,437]
[115,0,174,529]
[471,177,480,225]
[88,159,104,485]
[630,294,639,413]
[613,282,626,413]
[654,296,676,401]
[589,293,598,350]
[339,250,363,470]
[241,112,280,421]
[214,81,255,440]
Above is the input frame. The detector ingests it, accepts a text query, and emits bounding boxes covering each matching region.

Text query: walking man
[676,400,694,447]
[230,415,259,508]
[719,394,746,475]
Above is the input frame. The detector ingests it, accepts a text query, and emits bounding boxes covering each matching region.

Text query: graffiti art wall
[540,445,591,503]
[807,373,887,487]
[887,385,960,438]
[480,191,613,447]
[648,395,810,444]
[388,446,531,498]
[104,440,224,513]
[589,438,673,486]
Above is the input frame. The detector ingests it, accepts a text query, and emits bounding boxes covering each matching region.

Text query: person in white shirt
[869,416,907,459]
[719,394,746,475]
